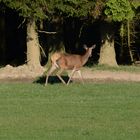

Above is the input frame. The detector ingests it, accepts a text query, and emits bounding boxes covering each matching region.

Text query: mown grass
[0,83,140,140]
[91,65,140,73]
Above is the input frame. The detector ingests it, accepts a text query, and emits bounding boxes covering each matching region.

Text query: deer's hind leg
[45,64,57,86]
[56,69,66,84]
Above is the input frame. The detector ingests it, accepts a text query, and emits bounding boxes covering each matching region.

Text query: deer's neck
[81,50,90,65]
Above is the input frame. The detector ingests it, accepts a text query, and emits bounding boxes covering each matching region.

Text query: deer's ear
[91,44,96,49]
[83,44,88,50]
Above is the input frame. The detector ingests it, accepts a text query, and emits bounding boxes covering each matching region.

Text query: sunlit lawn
[0,82,140,140]
[92,65,140,73]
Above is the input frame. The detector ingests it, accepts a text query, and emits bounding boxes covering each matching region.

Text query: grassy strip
[91,65,140,73]
[0,83,140,139]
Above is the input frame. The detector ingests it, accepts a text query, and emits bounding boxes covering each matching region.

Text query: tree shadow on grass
[34,75,70,85]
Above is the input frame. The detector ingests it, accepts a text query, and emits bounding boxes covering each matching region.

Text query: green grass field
[92,65,140,73]
[0,82,140,140]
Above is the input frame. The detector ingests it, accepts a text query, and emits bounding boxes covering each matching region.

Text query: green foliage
[132,0,140,20]
[131,0,140,9]
[1,0,49,20]
[1,0,139,21]
[105,0,135,21]
[0,0,97,20]
[51,0,95,17]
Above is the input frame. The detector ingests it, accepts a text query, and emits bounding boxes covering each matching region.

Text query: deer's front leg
[67,68,76,85]
[77,70,84,84]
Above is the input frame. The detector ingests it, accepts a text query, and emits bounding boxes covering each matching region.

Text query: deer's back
[57,54,83,70]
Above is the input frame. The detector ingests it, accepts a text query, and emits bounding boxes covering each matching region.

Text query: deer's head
[84,44,96,57]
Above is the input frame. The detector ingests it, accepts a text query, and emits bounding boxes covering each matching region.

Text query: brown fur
[45,44,95,85]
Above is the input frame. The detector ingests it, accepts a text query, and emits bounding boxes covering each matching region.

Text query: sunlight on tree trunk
[27,18,41,68]
[99,39,118,66]
[99,22,118,66]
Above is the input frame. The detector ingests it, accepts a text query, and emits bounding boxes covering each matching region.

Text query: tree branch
[38,30,57,34]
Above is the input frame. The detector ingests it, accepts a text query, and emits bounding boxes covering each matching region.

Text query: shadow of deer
[45,44,96,85]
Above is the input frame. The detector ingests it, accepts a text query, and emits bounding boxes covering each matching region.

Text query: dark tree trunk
[63,18,82,54]
[0,13,6,64]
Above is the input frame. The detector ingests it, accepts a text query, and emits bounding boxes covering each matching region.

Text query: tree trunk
[99,22,118,66]
[26,18,41,68]
[0,13,6,64]
[127,20,134,64]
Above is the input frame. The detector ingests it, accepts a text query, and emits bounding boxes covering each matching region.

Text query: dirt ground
[0,65,45,83]
[0,64,140,83]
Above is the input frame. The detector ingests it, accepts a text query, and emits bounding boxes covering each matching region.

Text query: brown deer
[45,44,95,85]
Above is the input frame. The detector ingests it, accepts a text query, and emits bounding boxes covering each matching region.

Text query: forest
[0,0,140,68]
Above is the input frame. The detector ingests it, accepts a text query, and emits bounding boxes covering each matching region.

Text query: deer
[45,44,96,86]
